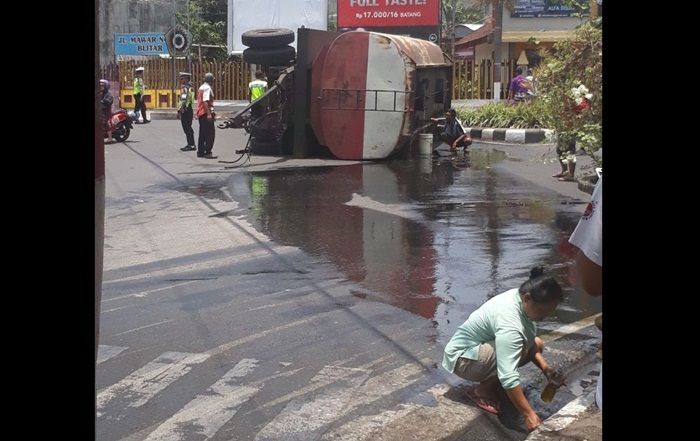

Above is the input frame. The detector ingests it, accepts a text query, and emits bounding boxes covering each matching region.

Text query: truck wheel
[250,138,281,156]
[243,46,295,66]
[242,28,294,49]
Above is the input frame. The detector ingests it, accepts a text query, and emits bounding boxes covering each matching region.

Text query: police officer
[133,66,150,123]
[177,72,196,151]
[248,70,268,119]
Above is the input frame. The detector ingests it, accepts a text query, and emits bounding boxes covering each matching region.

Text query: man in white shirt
[568,175,602,409]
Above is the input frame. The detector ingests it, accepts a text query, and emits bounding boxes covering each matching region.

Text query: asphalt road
[97,120,601,441]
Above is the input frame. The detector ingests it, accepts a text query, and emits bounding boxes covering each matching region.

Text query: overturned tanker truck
[220,27,454,160]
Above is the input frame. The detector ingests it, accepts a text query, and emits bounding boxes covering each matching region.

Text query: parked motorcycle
[107,109,134,142]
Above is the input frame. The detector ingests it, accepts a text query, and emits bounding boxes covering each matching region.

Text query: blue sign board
[511,0,589,18]
[115,33,170,56]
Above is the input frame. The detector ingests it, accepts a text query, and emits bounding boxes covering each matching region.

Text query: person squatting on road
[568,175,602,409]
[133,66,150,124]
[100,79,114,143]
[196,72,217,159]
[442,267,565,433]
[177,72,196,152]
[431,109,472,156]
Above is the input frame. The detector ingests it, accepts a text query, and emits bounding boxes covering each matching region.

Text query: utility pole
[492,0,503,100]
[172,0,177,107]
[187,0,192,75]
[450,0,457,59]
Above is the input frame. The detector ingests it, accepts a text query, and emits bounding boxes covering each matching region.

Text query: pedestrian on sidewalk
[196,72,217,159]
[133,66,150,123]
[442,267,566,433]
[553,134,577,181]
[177,72,196,152]
[507,67,528,104]
[99,79,114,143]
[568,175,602,409]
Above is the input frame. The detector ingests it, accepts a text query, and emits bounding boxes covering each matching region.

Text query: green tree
[442,1,487,57]
[176,0,227,59]
[535,20,602,165]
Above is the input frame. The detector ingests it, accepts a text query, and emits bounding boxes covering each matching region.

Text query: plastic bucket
[417,133,433,155]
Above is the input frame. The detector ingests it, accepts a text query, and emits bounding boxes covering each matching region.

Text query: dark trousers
[180,108,195,146]
[197,115,216,155]
[440,132,469,148]
[134,93,148,121]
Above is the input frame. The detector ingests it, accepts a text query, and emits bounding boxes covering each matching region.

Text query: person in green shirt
[133,66,149,123]
[442,267,565,433]
[177,72,196,151]
[248,70,268,119]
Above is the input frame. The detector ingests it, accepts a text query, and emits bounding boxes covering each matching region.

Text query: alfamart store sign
[337,0,439,28]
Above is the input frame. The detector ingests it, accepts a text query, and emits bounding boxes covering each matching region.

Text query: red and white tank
[310,31,450,160]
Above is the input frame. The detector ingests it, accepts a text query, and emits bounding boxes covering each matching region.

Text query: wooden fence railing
[100,57,519,105]
[452,59,517,100]
[100,59,251,102]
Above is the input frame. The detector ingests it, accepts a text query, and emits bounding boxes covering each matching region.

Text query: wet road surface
[98,122,601,441]
[222,154,601,345]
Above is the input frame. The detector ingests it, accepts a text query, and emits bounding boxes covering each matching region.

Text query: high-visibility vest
[133,77,144,95]
[179,84,194,110]
[248,79,267,102]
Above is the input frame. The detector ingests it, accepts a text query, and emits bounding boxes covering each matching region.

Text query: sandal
[552,172,567,178]
[465,387,501,415]
[558,175,576,181]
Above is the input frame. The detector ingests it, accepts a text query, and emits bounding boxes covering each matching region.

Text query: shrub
[456,99,551,129]
[535,21,602,165]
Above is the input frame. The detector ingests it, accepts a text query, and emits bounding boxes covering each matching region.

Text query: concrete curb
[143,100,250,120]
[525,390,598,440]
[465,127,554,144]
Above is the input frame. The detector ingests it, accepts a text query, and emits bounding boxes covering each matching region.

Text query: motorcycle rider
[100,79,114,143]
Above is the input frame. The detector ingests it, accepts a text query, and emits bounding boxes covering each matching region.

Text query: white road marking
[337,362,424,414]
[97,352,210,419]
[253,366,371,441]
[205,312,334,358]
[113,319,174,336]
[97,345,128,365]
[102,280,199,303]
[143,359,260,441]
[541,313,601,343]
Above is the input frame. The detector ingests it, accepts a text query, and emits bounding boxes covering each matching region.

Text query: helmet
[204,72,215,83]
[99,79,110,89]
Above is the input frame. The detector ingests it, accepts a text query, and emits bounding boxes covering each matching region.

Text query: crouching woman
[442,267,565,432]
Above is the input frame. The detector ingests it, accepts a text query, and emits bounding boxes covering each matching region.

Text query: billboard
[229,0,328,52]
[510,0,589,18]
[337,0,440,28]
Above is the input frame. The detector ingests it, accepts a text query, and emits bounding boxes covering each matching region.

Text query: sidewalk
[466,141,602,440]
[146,100,249,120]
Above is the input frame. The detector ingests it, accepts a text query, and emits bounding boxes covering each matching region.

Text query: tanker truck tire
[243,46,296,66]
[250,138,281,156]
[242,28,294,49]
